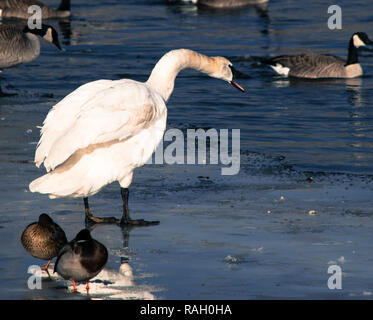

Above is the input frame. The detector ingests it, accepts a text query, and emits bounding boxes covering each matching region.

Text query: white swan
[29,49,244,225]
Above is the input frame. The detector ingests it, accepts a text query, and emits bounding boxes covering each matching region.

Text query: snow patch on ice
[30,263,157,300]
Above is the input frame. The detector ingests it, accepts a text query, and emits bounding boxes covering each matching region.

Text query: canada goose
[198,0,268,8]
[21,213,67,274]
[0,0,70,19]
[29,49,244,226]
[169,0,268,7]
[263,32,373,79]
[0,23,61,72]
[54,229,108,292]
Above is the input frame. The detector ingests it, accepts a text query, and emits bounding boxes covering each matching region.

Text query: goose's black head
[23,24,62,50]
[352,32,373,48]
[346,32,372,65]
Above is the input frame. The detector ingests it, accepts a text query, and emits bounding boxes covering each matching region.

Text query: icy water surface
[0,0,373,299]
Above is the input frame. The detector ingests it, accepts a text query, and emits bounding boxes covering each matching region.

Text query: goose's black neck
[23,25,47,37]
[58,0,70,11]
[346,37,359,66]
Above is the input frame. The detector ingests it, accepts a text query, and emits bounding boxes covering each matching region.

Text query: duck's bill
[230,80,245,92]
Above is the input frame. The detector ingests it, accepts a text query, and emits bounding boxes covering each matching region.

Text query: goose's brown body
[0,0,70,19]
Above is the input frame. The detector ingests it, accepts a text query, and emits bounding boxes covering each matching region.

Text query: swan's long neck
[146,49,221,102]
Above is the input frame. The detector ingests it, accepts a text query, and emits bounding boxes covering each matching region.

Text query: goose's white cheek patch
[353,34,366,48]
[271,63,290,76]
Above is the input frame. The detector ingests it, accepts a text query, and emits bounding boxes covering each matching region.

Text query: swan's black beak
[229,66,245,92]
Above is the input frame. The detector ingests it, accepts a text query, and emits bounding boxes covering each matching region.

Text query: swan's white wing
[35,79,114,167]
[35,79,163,171]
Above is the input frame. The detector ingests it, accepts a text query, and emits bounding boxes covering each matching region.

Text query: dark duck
[54,229,108,292]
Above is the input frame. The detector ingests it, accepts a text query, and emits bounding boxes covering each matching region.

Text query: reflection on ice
[29,262,156,300]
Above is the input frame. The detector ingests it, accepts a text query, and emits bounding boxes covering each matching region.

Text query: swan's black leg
[119,188,159,226]
[84,197,118,224]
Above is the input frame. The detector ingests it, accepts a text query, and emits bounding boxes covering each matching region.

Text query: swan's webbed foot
[119,218,160,226]
[84,197,118,224]
[119,188,159,227]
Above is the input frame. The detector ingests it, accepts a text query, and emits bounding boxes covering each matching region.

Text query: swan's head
[352,32,373,48]
[210,57,245,92]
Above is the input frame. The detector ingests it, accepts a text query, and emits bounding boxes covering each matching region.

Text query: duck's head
[352,32,373,48]
[210,56,245,92]
[38,213,54,226]
[75,229,92,242]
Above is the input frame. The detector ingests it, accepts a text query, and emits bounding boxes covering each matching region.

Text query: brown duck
[21,213,67,275]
